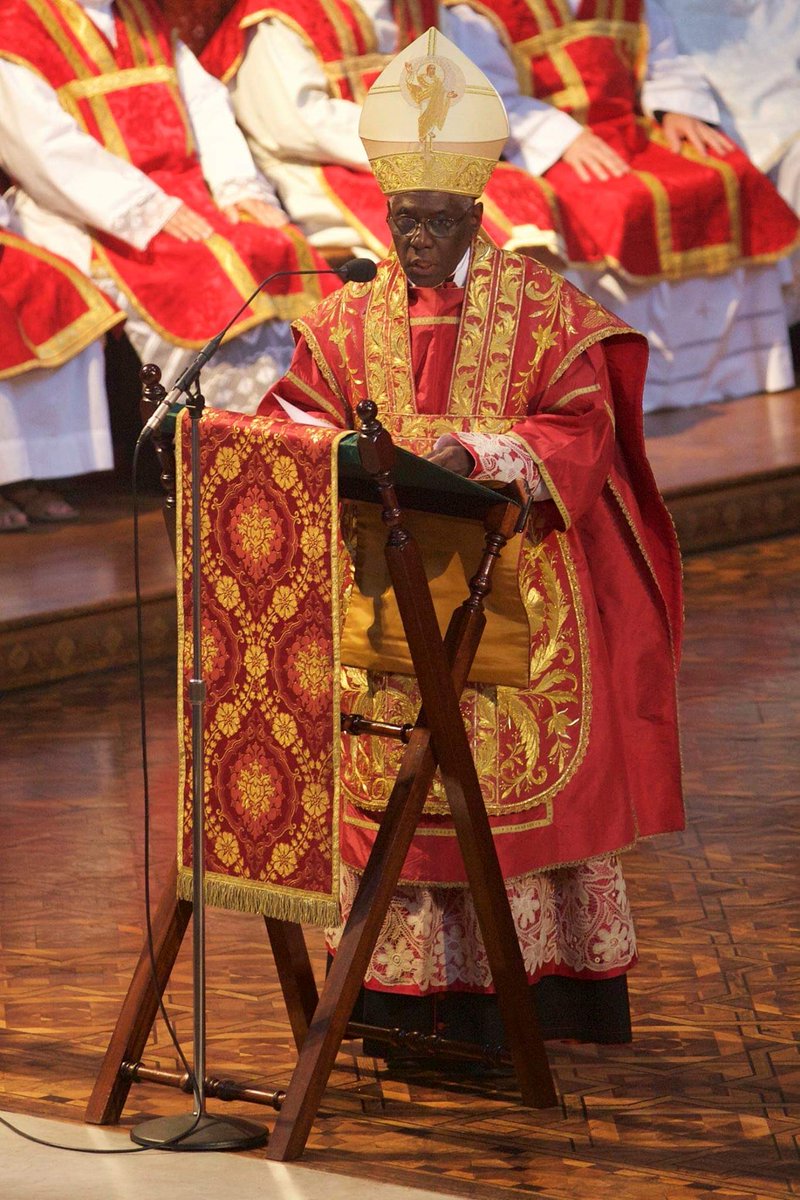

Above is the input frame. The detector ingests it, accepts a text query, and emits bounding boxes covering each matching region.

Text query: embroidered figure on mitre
[402,54,464,149]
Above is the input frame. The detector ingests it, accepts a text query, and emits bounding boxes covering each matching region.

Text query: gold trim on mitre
[359,27,509,197]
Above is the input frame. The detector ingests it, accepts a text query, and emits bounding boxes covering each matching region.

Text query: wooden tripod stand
[86,380,557,1160]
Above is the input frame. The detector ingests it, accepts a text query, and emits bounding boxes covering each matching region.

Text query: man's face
[387,191,482,288]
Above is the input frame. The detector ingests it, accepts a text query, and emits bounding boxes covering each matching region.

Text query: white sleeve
[231,21,370,169]
[642,0,720,124]
[445,4,582,175]
[0,58,179,250]
[174,40,280,205]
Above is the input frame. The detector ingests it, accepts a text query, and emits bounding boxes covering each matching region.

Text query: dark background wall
[158,0,239,53]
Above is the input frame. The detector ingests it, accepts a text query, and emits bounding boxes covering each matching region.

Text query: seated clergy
[658,0,800,218]
[0,194,124,530]
[0,0,338,416]
[444,0,800,411]
[200,0,565,262]
[658,0,800,327]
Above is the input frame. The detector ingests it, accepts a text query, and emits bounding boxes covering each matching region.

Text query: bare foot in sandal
[0,493,30,532]
[3,483,79,523]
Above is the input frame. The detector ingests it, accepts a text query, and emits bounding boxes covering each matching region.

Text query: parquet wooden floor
[2,535,799,1199]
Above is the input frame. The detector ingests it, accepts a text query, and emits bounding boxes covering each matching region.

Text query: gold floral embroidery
[329,244,599,821]
[365,258,415,413]
[340,529,588,821]
[449,239,525,419]
[176,414,347,923]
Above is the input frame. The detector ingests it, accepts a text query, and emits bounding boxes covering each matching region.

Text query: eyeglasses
[388,209,473,239]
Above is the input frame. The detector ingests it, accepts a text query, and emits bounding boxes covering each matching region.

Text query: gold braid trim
[0,307,124,379]
[91,234,319,350]
[364,257,414,414]
[549,324,628,387]
[293,315,351,415]
[174,410,189,897]
[118,0,166,68]
[540,381,601,413]
[450,239,525,419]
[371,151,498,198]
[59,64,175,99]
[22,0,127,157]
[116,0,191,152]
[281,368,345,423]
[606,478,679,669]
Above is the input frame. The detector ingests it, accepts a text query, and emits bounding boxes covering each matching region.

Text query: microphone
[338,257,377,283]
[140,256,377,437]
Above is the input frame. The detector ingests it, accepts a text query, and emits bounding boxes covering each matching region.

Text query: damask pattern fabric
[175,410,346,925]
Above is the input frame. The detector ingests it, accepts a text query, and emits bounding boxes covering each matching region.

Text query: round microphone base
[130,1112,267,1151]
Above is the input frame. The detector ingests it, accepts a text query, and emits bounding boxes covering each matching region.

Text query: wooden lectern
[86,373,557,1161]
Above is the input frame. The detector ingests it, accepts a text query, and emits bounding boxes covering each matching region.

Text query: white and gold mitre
[359,27,509,197]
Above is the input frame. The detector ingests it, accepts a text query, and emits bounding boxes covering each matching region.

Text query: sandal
[0,493,29,532]
[2,483,79,523]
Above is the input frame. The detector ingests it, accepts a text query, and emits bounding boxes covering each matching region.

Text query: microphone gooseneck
[140,256,377,438]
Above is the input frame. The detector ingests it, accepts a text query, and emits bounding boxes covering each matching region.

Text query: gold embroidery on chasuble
[338,246,591,831]
[364,259,416,432]
[449,238,524,421]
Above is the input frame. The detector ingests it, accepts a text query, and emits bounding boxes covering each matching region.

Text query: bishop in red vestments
[260,29,684,1046]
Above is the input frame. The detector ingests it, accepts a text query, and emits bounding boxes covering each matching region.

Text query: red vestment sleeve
[259,334,350,426]
[512,343,616,532]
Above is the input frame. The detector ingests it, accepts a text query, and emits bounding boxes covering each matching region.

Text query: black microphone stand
[131,374,267,1152]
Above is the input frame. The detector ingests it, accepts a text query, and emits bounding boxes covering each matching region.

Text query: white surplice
[446,0,796,412]
[658,0,800,212]
[0,0,295,414]
[658,0,800,324]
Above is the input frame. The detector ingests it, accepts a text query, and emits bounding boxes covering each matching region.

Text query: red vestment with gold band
[443,0,800,280]
[0,229,123,379]
[0,0,336,348]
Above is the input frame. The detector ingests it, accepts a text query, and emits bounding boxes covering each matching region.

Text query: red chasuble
[200,0,560,255]
[0,0,337,347]
[0,230,123,379]
[260,236,684,889]
[441,0,800,280]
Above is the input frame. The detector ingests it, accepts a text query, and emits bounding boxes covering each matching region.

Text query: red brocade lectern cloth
[175,410,347,926]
